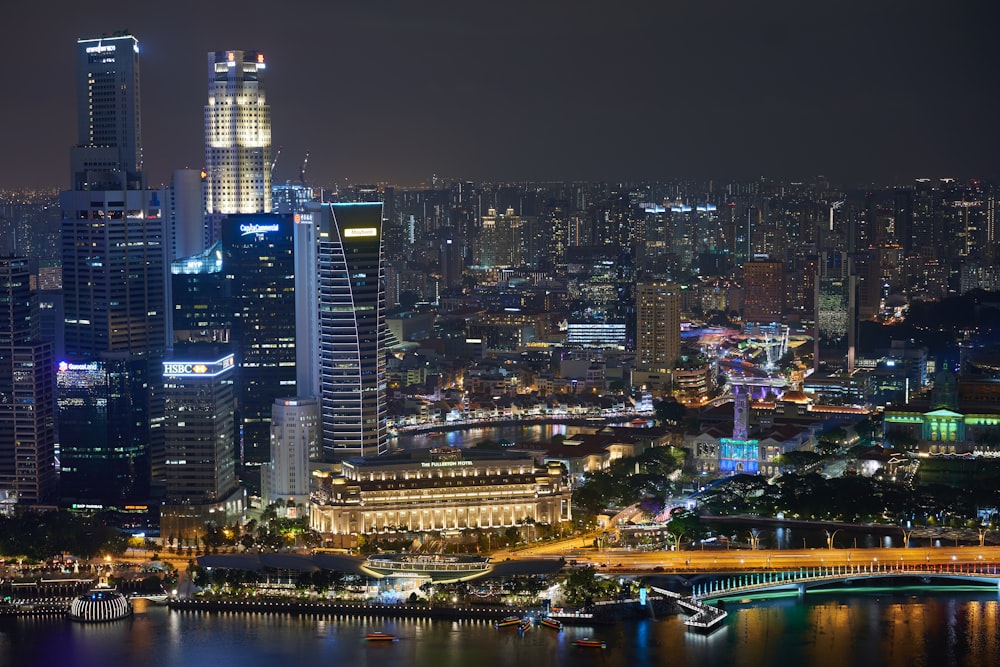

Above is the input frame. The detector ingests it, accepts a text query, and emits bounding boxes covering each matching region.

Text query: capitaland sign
[58,361,100,372]
[239,222,281,236]
[163,355,235,377]
[344,227,378,238]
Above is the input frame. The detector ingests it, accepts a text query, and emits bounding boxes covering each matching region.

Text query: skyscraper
[742,259,785,323]
[221,214,296,465]
[60,32,166,504]
[71,33,143,191]
[296,203,388,458]
[204,50,271,215]
[160,347,242,543]
[635,281,681,374]
[263,397,319,509]
[0,257,57,504]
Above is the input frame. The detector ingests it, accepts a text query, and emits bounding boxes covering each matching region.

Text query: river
[2,591,998,666]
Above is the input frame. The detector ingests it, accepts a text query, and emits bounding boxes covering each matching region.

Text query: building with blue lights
[221,214,296,466]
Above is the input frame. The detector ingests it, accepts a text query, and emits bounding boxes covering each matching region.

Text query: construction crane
[270,146,282,177]
[299,152,309,185]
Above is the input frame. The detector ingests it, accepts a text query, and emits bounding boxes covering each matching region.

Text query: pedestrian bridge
[687,562,1000,601]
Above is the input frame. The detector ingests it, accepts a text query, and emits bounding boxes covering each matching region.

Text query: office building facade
[160,349,243,542]
[204,50,271,215]
[60,32,166,504]
[296,203,388,458]
[221,214,296,464]
[0,257,57,504]
[263,397,319,510]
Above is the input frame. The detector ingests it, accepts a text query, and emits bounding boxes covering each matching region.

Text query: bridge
[687,561,1000,601]
[640,561,1000,634]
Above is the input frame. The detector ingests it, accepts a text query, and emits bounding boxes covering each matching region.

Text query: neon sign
[240,222,280,236]
[344,227,378,238]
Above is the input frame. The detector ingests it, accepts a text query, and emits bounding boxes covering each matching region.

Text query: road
[501,542,1000,573]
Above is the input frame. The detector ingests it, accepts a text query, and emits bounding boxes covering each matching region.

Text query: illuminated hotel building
[60,32,166,503]
[309,449,571,536]
[295,203,388,459]
[160,348,243,541]
[204,50,271,215]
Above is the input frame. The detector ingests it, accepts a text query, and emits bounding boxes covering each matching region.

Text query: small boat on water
[495,615,522,628]
[518,619,532,633]
[365,632,399,642]
[538,617,563,631]
[574,638,606,649]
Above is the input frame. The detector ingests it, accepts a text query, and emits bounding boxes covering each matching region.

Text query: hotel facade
[309,449,572,536]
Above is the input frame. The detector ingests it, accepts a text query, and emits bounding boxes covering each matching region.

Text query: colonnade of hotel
[311,497,568,535]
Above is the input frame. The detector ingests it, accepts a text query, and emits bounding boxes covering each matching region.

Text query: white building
[204,50,271,215]
[263,397,319,511]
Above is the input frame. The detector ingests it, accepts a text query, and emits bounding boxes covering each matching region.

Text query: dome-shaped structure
[69,586,132,622]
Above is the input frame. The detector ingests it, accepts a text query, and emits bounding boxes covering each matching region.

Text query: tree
[665,508,700,550]
[654,399,687,427]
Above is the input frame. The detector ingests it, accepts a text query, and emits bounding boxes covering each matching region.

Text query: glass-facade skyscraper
[59,32,166,504]
[296,203,388,458]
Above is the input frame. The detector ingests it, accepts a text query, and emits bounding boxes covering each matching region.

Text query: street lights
[826,529,843,550]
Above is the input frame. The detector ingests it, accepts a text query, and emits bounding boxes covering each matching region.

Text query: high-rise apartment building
[742,259,785,323]
[0,257,57,504]
[60,32,166,504]
[204,50,271,215]
[296,203,388,458]
[635,281,681,374]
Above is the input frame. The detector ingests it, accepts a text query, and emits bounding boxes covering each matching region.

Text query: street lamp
[826,529,843,550]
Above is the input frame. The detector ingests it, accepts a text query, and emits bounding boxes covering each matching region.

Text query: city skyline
[2,1,998,190]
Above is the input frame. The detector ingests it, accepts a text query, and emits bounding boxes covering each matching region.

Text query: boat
[574,638,607,649]
[495,615,522,628]
[365,632,399,642]
[538,617,563,631]
[518,619,532,633]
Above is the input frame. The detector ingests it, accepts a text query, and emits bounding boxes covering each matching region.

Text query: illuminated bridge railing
[691,563,1000,600]
[364,558,491,574]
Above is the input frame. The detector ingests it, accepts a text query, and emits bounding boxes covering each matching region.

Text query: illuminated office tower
[71,33,143,191]
[0,257,57,504]
[221,214,296,465]
[160,348,242,542]
[60,32,166,503]
[295,203,388,458]
[635,282,681,374]
[204,50,271,215]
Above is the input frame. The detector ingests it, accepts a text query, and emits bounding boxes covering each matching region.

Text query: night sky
[3,1,998,189]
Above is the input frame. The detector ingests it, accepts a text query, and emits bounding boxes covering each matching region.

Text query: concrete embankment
[168,598,535,621]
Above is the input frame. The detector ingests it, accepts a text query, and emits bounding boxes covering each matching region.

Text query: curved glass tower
[299,203,387,458]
